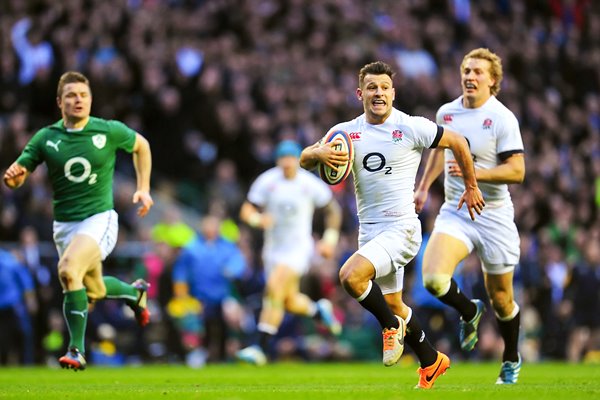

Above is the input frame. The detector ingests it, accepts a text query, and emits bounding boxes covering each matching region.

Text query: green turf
[1,360,599,400]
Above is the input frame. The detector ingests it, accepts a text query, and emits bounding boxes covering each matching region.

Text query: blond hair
[461,48,503,96]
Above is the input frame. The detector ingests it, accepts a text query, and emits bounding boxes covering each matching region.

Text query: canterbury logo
[69,310,87,319]
[46,139,61,152]
[419,331,425,343]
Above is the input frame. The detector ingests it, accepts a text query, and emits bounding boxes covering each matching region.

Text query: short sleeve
[408,116,440,149]
[16,129,46,172]
[108,120,137,153]
[496,113,524,154]
[247,173,270,207]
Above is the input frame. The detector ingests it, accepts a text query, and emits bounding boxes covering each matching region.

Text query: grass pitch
[1,361,599,400]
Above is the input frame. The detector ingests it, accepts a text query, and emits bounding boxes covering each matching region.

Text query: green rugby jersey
[17,116,137,222]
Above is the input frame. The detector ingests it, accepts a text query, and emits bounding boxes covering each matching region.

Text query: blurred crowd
[1,0,600,366]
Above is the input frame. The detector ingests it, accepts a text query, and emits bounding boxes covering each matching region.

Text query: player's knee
[494,300,519,321]
[490,290,512,315]
[423,274,451,297]
[339,264,360,293]
[338,264,349,285]
[58,257,78,287]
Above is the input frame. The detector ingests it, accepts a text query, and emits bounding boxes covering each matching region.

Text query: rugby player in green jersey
[3,71,154,370]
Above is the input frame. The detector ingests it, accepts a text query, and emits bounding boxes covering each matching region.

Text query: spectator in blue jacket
[171,214,246,365]
[0,248,38,364]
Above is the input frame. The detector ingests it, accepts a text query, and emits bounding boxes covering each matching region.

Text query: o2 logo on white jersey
[277,202,298,221]
[363,152,392,174]
[64,157,98,185]
[464,138,478,163]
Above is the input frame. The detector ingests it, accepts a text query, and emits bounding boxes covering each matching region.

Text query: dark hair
[359,61,395,88]
[56,71,90,98]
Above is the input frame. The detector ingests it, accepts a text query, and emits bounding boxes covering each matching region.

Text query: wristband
[247,212,262,228]
[322,228,340,247]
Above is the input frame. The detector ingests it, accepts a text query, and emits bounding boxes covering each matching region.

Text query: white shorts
[262,240,314,276]
[53,210,119,261]
[433,203,520,274]
[356,219,422,294]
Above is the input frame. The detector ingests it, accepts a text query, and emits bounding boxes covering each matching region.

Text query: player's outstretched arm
[446,154,525,184]
[132,133,153,217]
[437,128,485,220]
[414,148,445,213]
[3,162,30,189]
[472,153,525,184]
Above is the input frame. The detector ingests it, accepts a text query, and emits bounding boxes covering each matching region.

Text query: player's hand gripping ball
[318,130,354,185]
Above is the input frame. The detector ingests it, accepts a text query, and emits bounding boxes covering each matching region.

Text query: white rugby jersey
[247,166,333,251]
[437,96,524,207]
[329,108,442,223]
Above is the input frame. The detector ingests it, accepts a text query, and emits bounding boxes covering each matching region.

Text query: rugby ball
[318,130,354,185]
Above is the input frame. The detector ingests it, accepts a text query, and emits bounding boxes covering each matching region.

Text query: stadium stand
[0,0,598,365]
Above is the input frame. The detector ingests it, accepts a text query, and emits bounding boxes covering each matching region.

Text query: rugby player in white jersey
[3,72,154,370]
[414,48,525,384]
[235,140,343,366]
[300,61,485,389]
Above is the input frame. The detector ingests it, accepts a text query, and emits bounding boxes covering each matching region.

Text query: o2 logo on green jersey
[64,157,98,185]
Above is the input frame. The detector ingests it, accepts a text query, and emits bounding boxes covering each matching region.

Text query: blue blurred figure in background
[0,248,38,364]
[171,214,246,366]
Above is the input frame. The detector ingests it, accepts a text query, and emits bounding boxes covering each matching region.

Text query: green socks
[63,278,140,352]
[63,278,140,353]
[103,276,138,307]
[63,288,88,352]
